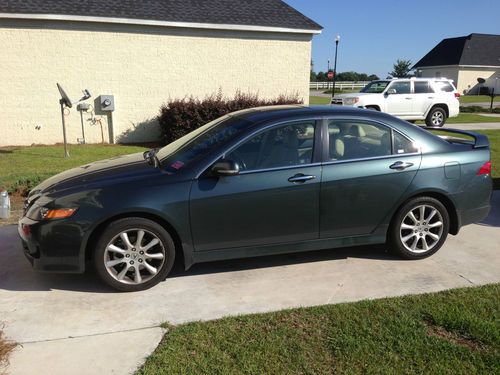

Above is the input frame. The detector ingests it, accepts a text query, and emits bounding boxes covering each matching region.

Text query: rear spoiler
[419,127,489,149]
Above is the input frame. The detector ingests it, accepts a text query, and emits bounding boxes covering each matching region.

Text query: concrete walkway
[1,192,499,374]
[445,122,500,130]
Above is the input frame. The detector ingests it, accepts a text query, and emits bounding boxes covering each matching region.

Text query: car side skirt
[189,234,387,267]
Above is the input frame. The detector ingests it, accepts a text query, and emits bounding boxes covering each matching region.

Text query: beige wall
[458,68,499,94]
[0,19,313,146]
[417,66,499,94]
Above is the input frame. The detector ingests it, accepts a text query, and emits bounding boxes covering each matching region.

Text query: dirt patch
[0,330,16,374]
[424,319,486,351]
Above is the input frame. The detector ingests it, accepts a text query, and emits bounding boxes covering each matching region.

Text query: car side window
[227,121,315,172]
[327,121,392,161]
[414,81,434,94]
[393,131,419,154]
[388,81,411,94]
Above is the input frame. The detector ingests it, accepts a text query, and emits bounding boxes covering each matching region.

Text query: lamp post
[331,35,340,100]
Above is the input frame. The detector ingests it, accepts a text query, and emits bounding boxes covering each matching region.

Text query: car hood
[30,152,157,196]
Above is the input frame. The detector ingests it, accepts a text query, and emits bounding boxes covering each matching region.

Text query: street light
[331,35,340,101]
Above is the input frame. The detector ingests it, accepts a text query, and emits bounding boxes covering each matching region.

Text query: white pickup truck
[331,78,460,127]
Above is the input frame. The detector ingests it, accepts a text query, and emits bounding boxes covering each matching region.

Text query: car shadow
[0,241,396,293]
[169,244,395,278]
[476,190,500,228]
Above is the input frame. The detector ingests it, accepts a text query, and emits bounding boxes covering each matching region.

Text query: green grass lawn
[309,96,331,105]
[460,95,500,104]
[138,284,500,375]
[0,144,147,194]
[447,113,499,123]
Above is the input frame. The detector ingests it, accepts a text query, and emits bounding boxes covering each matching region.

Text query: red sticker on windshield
[170,160,185,170]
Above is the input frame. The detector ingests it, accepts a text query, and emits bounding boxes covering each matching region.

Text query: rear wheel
[425,107,447,127]
[389,197,449,259]
[94,218,175,292]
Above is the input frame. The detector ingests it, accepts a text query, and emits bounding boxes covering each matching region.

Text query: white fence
[310,81,370,90]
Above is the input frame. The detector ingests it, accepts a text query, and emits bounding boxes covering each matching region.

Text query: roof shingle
[413,33,500,68]
[0,0,322,32]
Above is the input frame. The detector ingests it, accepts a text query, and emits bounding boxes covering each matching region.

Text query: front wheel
[389,197,450,259]
[425,107,447,127]
[94,218,175,292]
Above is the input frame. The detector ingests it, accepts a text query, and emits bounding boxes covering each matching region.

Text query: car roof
[230,105,377,123]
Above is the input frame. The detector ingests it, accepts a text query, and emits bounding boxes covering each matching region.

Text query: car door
[411,81,435,116]
[321,119,421,238]
[385,81,413,116]
[190,119,322,251]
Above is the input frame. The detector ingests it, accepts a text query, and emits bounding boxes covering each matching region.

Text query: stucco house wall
[0,19,313,146]
[417,66,459,88]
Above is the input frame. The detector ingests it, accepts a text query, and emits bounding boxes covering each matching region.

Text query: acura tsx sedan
[19,106,492,291]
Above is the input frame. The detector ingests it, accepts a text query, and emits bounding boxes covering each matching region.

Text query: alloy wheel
[399,205,444,253]
[104,228,166,285]
[431,111,444,126]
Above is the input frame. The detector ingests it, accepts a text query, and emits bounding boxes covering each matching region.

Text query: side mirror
[386,89,396,95]
[211,159,240,176]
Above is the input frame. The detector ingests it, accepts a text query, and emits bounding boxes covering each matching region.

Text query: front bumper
[18,216,86,273]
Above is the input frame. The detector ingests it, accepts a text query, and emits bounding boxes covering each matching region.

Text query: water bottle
[0,190,10,219]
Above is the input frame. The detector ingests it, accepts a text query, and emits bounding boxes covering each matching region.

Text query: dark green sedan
[19,106,492,291]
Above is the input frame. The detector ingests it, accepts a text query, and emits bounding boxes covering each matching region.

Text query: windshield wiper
[143,148,160,168]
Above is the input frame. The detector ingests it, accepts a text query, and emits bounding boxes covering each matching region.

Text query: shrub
[460,106,500,113]
[158,91,303,144]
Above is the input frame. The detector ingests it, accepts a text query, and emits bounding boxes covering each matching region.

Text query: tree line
[310,59,413,82]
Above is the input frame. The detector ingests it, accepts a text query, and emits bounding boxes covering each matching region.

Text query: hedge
[158,91,303,144]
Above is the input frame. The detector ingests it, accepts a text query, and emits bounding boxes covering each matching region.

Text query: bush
[460,106,500,113]
[158,91,303,144]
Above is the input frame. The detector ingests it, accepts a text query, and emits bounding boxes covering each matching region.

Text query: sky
[284,0,500,78]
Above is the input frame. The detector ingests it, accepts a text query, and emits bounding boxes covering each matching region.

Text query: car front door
[321,119,421,238]
[384,81,413,116]
[190,120,322,251]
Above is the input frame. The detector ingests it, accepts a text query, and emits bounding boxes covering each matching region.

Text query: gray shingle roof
[0,0,322,32]
[413,33,500,68]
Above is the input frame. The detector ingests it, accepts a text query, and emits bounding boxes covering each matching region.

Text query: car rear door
[190,119,322,251]
[411,81,436,116]
[320,119,422,238]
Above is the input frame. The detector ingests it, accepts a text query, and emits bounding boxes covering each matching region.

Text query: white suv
[331,78,460,127]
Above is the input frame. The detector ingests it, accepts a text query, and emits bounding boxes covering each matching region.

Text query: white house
[0,0,322,146]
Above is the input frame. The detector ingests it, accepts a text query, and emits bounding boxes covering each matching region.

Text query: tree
[389,59,413,78]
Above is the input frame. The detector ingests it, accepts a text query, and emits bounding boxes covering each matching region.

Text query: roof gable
[0,0,322,33]
[414,33,500,68]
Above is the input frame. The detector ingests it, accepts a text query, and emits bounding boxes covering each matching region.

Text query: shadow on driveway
[0,229,396,293]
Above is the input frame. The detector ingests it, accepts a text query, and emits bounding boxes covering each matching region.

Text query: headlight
[27,204,77,221]
[343,97,360,105]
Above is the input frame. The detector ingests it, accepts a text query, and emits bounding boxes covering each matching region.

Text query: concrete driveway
[1,192,499,375]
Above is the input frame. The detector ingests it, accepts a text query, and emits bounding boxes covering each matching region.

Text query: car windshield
[156,115,251,173]
[360,81,390,93]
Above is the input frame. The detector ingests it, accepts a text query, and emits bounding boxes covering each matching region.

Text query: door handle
[288,174,316,183]
[405,97,412,100]
[389,161,414,170]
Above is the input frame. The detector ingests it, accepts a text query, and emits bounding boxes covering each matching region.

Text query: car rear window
[414,81,434,94]
[434,81,455,92]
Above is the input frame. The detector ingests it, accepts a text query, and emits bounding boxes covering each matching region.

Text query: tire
[94,217,175,292]
[388,197,449,260]
[425,107,447,127]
